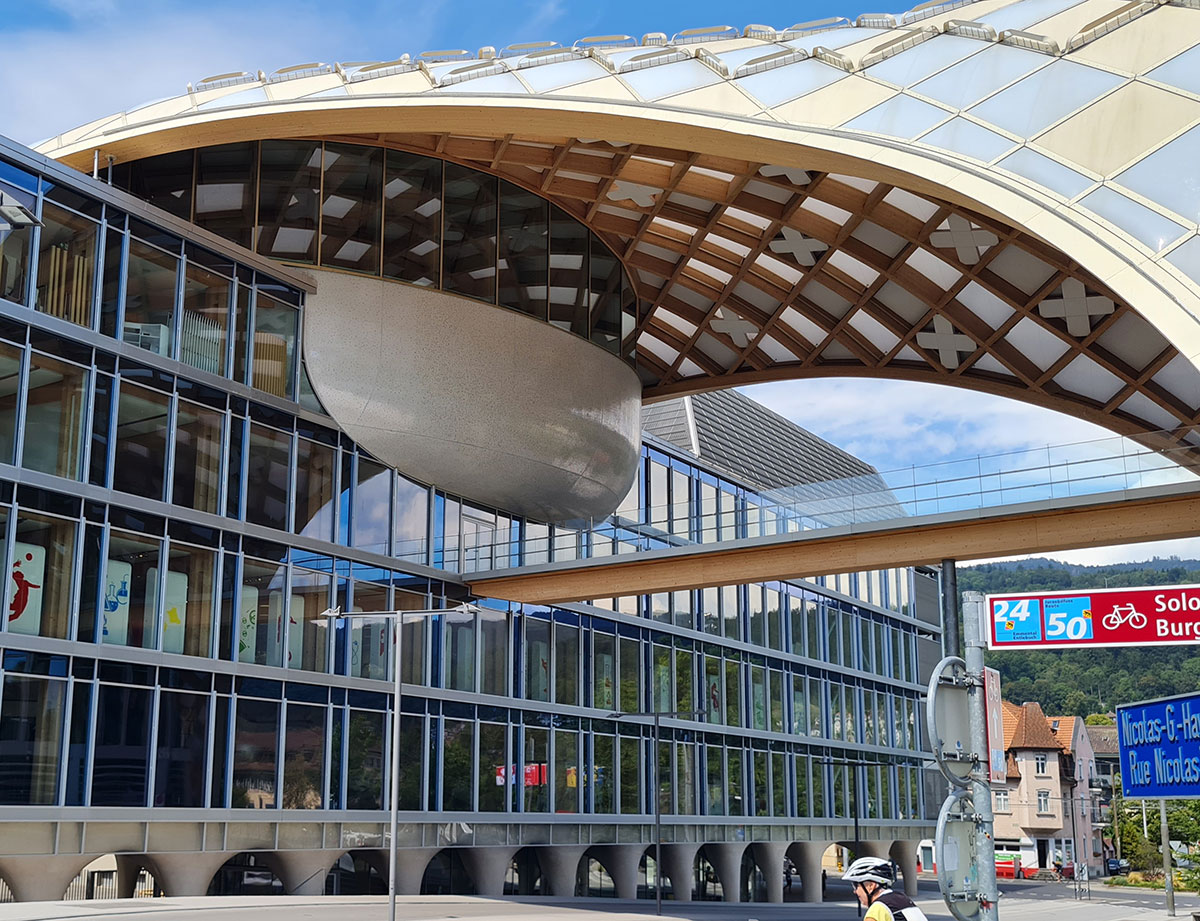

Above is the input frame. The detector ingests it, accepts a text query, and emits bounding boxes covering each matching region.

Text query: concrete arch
[584,844,643,900]
[657,842,700,902]
[0,855,92,903]
[141,851,235,898]
[505,846,544,895]
[420,848,475,895]
[695,842,745,903]
[326,851,387,894]
[458,846,519,897]
[261,849,346,896]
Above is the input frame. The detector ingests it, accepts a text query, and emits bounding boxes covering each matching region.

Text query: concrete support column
[0,855,90,902]
[790,842,826,903]
[460,846,519,897]
[890,840,920,898]
[114,855,157,899]
[657,843,699,903]
[133,851,232,898]
[268,850,342,896]
[751,842,789,903]
[391,847,440,894]
[703,843,745,902]
[589,845,643,900]
[535,845,586,897]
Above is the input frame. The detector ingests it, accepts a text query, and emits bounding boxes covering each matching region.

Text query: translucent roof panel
[1115,123,1200,225]
[1166,235,1200,288]
[864,35,985,88]
[1079,186,1188,253]
[918,117,1018,163]
[621,59,723,101]
[968,58,1124,138]
[996,147,1094,198]
[736,59,846,108]
[843,93,950,139]
[783,27,887,53]
[1148,45,1200,97]
[195,86,270,110]
[710,43,790,71]
[974,0,1086,32]
[912,44,1048,111]
[519,57,611,93]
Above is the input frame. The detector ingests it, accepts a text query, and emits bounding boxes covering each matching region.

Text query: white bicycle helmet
[842,857,894,886]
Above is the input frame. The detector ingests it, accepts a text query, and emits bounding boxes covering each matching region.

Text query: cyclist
[842,857,929,921]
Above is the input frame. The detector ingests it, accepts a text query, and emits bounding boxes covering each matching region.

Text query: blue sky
[5,0,1196,564]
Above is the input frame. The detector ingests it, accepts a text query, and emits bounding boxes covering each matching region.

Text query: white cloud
[742,377,1196,568]
[740,377,1118,474]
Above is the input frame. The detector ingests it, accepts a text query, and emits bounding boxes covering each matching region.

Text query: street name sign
[1117,692,1200,799]
[985,583,1200,650]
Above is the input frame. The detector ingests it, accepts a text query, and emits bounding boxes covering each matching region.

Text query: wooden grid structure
[323,129,1200,455]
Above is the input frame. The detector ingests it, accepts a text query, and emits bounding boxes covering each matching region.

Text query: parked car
[1106,858,1131,875]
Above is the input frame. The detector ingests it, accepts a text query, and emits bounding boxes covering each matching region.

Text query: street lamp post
[608,708,708,915]
[320,602,480,921]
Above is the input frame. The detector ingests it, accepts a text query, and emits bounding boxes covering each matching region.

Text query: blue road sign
[1117,692,1200,799]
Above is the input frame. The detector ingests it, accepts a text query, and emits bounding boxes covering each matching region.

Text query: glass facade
[113,141,636,359]
[0,139,937,895]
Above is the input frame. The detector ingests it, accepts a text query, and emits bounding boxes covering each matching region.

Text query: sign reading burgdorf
[985,583,1200,650]
[1117,692,1200,799]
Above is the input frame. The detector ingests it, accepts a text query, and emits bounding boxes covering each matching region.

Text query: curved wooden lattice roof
[39,0,1200,455]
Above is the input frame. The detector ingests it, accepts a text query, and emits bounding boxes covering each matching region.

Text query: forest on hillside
[958,559,1200,716]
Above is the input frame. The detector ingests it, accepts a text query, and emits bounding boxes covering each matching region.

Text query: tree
[1084,713,1113,726]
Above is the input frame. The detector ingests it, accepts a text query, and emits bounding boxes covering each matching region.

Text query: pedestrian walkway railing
[419,431,1200,573]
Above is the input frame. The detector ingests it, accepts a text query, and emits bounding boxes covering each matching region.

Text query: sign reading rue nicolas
[1117,692,1200,799]
[985,584,1200,650]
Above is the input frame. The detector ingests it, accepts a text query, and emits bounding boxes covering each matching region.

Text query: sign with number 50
[986,584,1200,650]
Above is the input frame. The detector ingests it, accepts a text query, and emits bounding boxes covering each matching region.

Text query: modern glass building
[0,134,940,902]
[7,0,1200,904]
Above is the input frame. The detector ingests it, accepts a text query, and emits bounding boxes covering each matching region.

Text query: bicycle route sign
[1117,691,1200,799]
[985,583,1200,650]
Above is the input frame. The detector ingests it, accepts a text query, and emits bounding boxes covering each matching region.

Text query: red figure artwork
[9,554,40,622]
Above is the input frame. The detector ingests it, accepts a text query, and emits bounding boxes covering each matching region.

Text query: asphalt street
[0,877,1195,921]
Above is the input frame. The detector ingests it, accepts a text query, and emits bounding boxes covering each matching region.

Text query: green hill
[959,558,1200,716]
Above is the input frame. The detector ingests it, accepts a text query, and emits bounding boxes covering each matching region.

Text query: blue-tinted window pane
[155,690,209,806]
[0,675,65,804]
[549,204,588,335]
[257,140,320,263]
[443,164,497,302]
[92,683,151,806]
[195,142,256,249]
[383,150,442,286]
[321,143,382,274]
[498,180,548,319]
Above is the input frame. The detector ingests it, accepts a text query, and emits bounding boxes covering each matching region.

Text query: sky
[4,0,1198,567]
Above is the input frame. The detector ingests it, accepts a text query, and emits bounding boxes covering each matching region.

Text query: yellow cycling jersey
[864,889,930,921]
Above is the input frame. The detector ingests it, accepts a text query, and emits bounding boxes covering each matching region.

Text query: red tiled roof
[1049,715,1079,753]
[1004,701,1064,751]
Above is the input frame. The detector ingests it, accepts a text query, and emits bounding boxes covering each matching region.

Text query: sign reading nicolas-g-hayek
[986,583,1200,650]
[1117,693,1200,799]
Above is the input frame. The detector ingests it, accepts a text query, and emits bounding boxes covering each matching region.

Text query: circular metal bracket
[936,786,982,921]
[926,654,973,788]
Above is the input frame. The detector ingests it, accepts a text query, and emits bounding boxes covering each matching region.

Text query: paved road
[0,879,1193,921]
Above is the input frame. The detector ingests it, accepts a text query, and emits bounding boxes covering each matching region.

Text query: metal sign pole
[963,592,999,921]
[1161,798,1175,917]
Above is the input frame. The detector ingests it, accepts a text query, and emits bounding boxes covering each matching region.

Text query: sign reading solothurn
[985,583,1200,650]
[1117,692,1200,799]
